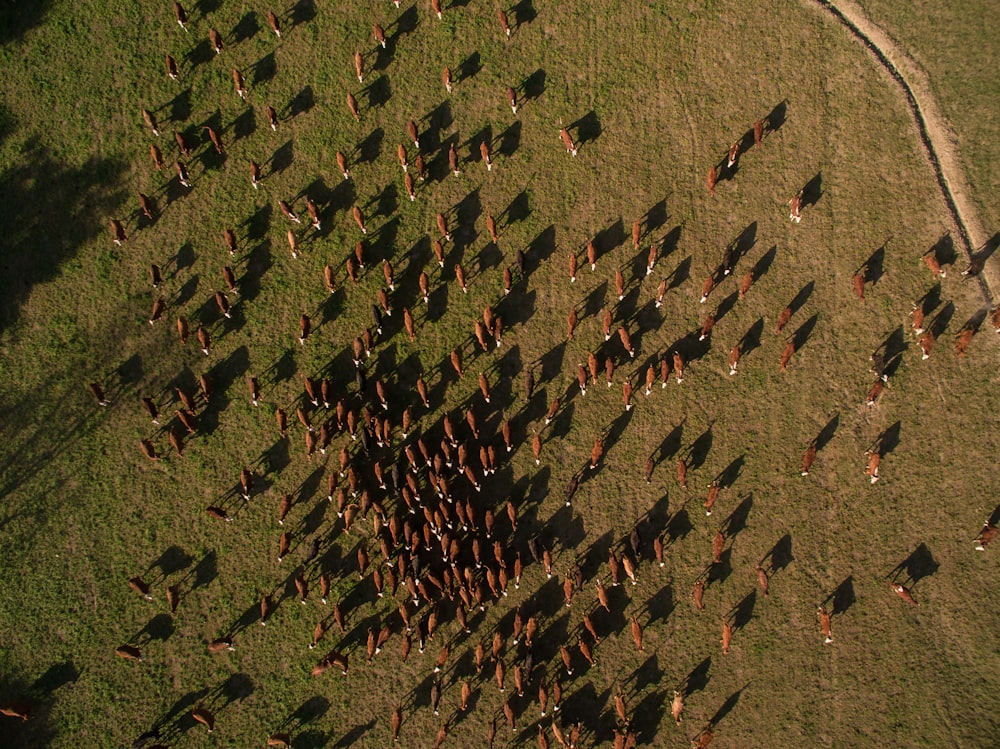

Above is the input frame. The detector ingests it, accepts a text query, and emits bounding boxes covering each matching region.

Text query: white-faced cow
[789,190,803,223]
[559,128,577,157]
[443,67,453,93]
[267,10,281,36]
[142,108,160,136]
[210,28,223,54]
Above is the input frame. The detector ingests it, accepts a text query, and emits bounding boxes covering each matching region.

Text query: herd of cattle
[6,1,999,747]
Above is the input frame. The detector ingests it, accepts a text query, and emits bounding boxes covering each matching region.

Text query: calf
[559,127,577,157]
[207,636,234,652]
[267,734,291,748]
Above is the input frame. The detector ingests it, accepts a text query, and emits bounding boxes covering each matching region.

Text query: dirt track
[812,0,997,303]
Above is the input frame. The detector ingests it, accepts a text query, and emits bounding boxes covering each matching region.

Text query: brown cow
[712,531,725,564]
[801,442,817,476]
[481,141,493,171]
[865,379,884,407]
[891,582,919,606]
[559,127,578,156]
[404,172,416,202]
[455,263,468,294]
[671,690,684,726]
[673,352,685,383]
[347,92,360,121]
[975,522,998,551]
[109,218,127,246]
[206,506,230,521]
[210,27,223,54]
[721,617,733,654]
[622,379,633,412]
[174,130,193,158]
[789,190,803,223]
[128,576,153,600]
[630,615,644,651]
[922,251,946,278]
[618,326,635,358]
[149,143,165,172]
[267,10,281,36]
[780,340,795,372]
[267,734,291,748]
[727,140,739,168]
[232,68,246,100]
[615,269,625,301]
[775,306,792,334]
[646,244,658,277]
[864,450,880,483]
[955,327,974,357]
[250,160,261,189]
[115,644,143,661]
[207,637,234,653]
[590,437,604,469]
[705,481,720,516]
[173,1,188,29]
[693,579,705,610]
[191,707,214,733]
[449,143,460,176]
[852,272,865,302]
[707,165,717,197]
[142,107,159,136]
[443,66,453,93]
[354,50,364,83]
[919,330,935,360]
[818,605,833,643]
[700,274,714,304]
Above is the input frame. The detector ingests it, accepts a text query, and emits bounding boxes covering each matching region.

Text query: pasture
[0,0,998,747]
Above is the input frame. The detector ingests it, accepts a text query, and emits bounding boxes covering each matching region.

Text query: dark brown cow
[559,127,577,157]
[173,1,188,30]
[140,439,158,461]
[299,314,311,345]
[210,28,223,54]
[191,707,215,733]
[404,172,416,201]
[203,125,224,154]
[116,644,143,661]
[147,297,166,324]
[150,144,164,170]
[128,576,153,600]
[110,218,127,246]
[142,108,159,136]
[699,312,715,342]
[267,10,282,36]
[207,637,234,653]
[991,306,1000,334]
[174,129,193,157]
[250,160,261,189]
[507,86,518,114]
[197,324,211,356]
[206,505,231,522]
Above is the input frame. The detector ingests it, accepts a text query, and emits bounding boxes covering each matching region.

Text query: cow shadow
[788,281,814,315]
[502,189,531,227]
[801,172,823,209]
[497,120,521,158]
[147,545,193,582]
[166,87,194,123]
[522,68,546,100]
[291,0,316,27]
[665,507,692,545]
[929,300,955,338]
[791,314,818,351]
[458,51,481,82]
[571,110,601,147]
[270,140,294,175]
[766,100,787,134]
[682,656,711,695]
[31,661,79,694]
[252,52,277,85]
[739,318,764,359]
[231,11,259,43]
[333,718,376,748]
[875,420,901,456]
[860,243,886,285]
[721,493,752,539]
[364,76,391,109]
[763,532,793,573]
[687,423,713,471]
[889,543,938,587]
[728,591,755,631]
[710,684,749,727]
[829,575,855,615]
[715,454,744,490]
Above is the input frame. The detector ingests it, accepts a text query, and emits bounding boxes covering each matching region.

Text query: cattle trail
[811,0,997,303]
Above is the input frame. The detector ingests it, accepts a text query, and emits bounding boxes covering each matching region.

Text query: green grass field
[1,1,998,747]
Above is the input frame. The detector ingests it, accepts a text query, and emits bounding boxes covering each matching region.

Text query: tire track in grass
[810,0,997,304]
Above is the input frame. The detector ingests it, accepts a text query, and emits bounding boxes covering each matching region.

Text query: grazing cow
[724,342,740,376]
[891,582,919,606]
[443,67,453,93]
[991,307,1000,334]
[142,397,160,425]
[140,439,158,461]
[707,165,717,197]
[450,348,463,377]
[578,636,595,666]
[712,531,725,564]
[405,172,416,201]
[437,212,452,242]
[241,468,254,500]
[721,617,733,654]
[865,379,884,407]
[233,68,247,100]
[481,141,493,171]
[676,458,688,489]
[176,409,196,435]
[919,331,935,360]
[671,690,684,726]
[622,379,633,411]
[672,351,684,384]
[246,376,260,407]
[700,274,714,304]
[347,92,360,121]
[397,142,408,172]
[203,125,224,154]
[149,143,164,171]
[693,579,705,610]
[352,205,367,234]
[128,576,153,600]
[173,1,188,30]
[559,127,577,157]
[779,340,795,372]
[705,481,719,516]
[975,522,998,551]
[590,438,604,469]
[299,314,310,345]
[618,326,635,358]
[955,327,974,357]
[615,269,625,301]
[756,565,770,597]
[817,605,833,643]
[642,364,656,396]
[250,160,261,189]
[738,272,753,301]
[754,119,765,147]
[191,707,214,733]
[214,291,231,319]
[306,198,321,230]
[267,734,291,748]
[864,450,880,483]
[696,313,717,344]
[632,219,641,251]
[116,644,143,661]
[207,636,234,652]
[449,143,460,176]
[288,230,299,259]
[694,725,715,749]
[545,395,560,425]
[775,306,792,334]
[455,263,467,293]
[498,8,512,37]
[911,304,926,335]
[267,9,281,36]
[567,307,578,340]
[923,251,946,278]
[852,272,865,302]
[88,382,110,407]
[142,108,159,136]
[479,372,491,404]
[173,130,192,158]
[727,140,739,168]
[223,265,238,294]
[279,199,301,224]
[110,218,127,246]
[354,50,364,83]
[138,192,156,220]
[169,425,185,456]
[210,27,223,54]
[801,442,817,475]
[789,190,803,223]
[630,615,644,651]
[391,706,403,742]
[506,86,518,115]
